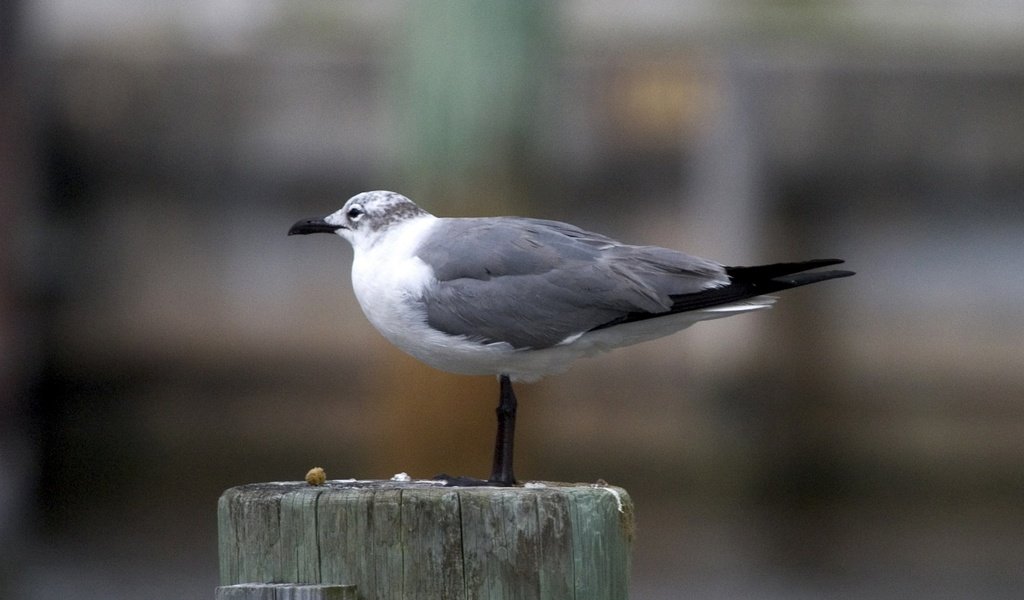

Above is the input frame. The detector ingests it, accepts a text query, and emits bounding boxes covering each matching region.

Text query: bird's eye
[347,205,365,221]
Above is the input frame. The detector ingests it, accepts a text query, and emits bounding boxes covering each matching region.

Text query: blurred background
[3,1,1023,598]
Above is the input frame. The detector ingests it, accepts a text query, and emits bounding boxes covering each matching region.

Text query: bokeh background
[3,1,1023,599]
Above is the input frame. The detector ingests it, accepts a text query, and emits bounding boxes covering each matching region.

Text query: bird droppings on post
[390,472,412,482]
[592,481,626,513]
[305,467,327,486]
[216,583,357,600]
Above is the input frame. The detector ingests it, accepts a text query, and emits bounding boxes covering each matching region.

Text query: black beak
[288,217,343,236]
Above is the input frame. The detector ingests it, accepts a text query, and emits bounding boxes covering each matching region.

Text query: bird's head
[288,191,431,250]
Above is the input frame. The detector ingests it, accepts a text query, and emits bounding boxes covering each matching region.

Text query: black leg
[488,374,517,486]
[433,374,518,487]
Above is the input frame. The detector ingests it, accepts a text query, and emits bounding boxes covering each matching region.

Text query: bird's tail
[725,258,855,290]
[667,259,854,313]
[589,259,854,332]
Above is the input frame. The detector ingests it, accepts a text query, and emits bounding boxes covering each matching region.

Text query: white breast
[347,216,551,380]
[350,217,438,347]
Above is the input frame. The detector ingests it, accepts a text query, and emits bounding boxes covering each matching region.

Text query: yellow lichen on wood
[305,467,326,486]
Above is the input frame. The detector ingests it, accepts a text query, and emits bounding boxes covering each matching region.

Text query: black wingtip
[589,259,853,332]
[725,259,849,281]
[773,268,855,288]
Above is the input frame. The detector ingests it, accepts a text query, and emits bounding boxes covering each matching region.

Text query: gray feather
[417,218,727,349]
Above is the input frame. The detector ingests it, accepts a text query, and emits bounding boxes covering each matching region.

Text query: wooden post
[218,480,634,599]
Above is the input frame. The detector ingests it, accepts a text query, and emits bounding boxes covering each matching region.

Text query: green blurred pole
[391,1,554,213]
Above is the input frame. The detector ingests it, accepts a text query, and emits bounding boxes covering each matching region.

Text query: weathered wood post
[217,479,633,599]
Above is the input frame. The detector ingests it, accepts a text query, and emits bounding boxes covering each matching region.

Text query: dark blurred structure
[3,2,1024,599]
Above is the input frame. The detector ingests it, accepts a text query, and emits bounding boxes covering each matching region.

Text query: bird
[289,190,854,486]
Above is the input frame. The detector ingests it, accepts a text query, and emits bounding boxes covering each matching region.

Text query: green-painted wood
[219,485,291,584]
[566,486,633,599]
[316,488,372,596]
[366,488,403,600]
[400,488,465,598]
[280,487,324,584]
[218,481,633,600]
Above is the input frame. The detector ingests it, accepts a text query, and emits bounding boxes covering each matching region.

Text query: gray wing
[416,217,727,349]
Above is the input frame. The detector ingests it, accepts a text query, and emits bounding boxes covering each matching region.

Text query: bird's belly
[358,296,567,381]
[352,277,573,381]
[395,333,582,382]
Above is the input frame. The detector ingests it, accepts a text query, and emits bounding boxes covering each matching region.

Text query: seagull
[289,190,854,486]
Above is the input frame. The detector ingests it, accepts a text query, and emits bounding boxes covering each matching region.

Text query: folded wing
[417,218,729,349]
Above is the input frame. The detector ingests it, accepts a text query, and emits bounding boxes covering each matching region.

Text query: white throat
[348,214,440,350]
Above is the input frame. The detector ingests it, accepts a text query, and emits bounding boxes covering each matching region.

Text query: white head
[288,191,432,250]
